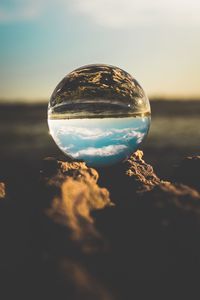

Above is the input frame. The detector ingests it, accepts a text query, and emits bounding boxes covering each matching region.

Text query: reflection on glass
[48,64,151,167]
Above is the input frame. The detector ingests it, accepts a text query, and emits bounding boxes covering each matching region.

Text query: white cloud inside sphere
[71,144,128,158]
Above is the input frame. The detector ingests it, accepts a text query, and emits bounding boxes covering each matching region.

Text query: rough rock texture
[125,150,161,191]
[1,151,200,299]
[0,182,5,199]
[145,181,200,210]
[40,158,112,252]
[97,150,161,206]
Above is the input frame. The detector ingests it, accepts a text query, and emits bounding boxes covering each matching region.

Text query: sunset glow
[1,0,200,101]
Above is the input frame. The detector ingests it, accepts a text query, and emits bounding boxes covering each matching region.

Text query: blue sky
[0,0,200,101]
[48,116,149,166]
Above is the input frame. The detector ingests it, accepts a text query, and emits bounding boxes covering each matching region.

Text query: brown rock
[3,152,200,299]
[125,150,161,191]
[143,181,200,212]
[41,159,112,251]
[0,182,5,199]
[97,150,161,205]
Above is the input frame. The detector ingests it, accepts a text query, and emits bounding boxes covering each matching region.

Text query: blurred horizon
[1,97,200,104]
[1,0,200,101]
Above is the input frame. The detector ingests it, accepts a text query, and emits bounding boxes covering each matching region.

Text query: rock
[142,180,200,213]
[40,159,112,252]
[125,150,161,191]
[0,182,5,199]
[97,150,161,205]
[41,157,99,181]
[2,152,200,299]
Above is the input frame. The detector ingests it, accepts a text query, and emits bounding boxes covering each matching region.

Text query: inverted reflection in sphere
[48,64,151,167]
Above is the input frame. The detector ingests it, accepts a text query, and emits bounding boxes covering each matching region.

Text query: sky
[48,116,149,166]
[0,0,200,101]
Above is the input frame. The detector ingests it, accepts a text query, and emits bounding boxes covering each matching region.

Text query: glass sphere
[48,64,151,167]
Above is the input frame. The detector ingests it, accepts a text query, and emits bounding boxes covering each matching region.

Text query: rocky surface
[1,151,200,299]
[0,182,5,199]
[125,150,161,190]
[41,158,112,253]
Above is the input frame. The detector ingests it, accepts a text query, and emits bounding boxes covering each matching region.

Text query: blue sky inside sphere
[48,116,150,167]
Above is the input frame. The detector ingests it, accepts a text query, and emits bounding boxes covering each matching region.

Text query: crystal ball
[48,64,151,167]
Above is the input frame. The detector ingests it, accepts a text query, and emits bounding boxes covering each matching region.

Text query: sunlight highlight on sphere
[48,64,151,167]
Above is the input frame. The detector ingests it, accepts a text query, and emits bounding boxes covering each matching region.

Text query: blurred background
[0,0,200,178]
